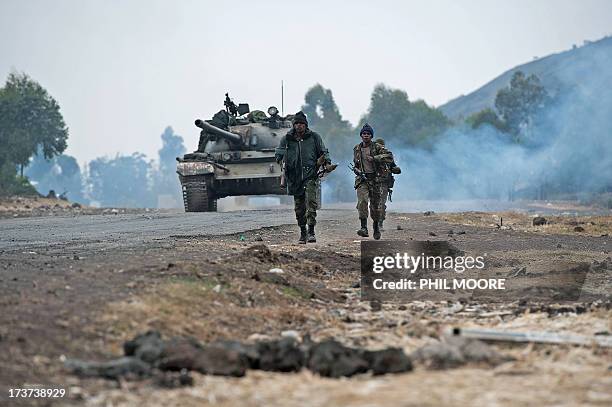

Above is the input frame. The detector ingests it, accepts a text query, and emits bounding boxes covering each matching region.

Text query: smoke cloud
[391,41,612,205]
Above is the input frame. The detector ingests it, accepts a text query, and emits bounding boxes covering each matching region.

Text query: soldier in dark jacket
[353,123,393,240]
[275,111,330,243]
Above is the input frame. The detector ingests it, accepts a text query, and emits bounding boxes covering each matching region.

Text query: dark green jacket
[275,128,330,195]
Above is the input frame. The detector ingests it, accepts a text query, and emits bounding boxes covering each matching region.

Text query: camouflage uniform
[374,138,399,229]
[353,124,393,239]
[293,177,320,227]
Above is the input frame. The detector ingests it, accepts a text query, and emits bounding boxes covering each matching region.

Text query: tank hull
[177,152,286,212]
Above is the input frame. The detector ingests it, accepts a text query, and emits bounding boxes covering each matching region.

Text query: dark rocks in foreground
[65,330,414,382]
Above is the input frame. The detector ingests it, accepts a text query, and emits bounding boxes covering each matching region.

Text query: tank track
[181,175,217,212]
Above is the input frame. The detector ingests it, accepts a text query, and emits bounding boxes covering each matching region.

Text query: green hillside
[439,36,612,120]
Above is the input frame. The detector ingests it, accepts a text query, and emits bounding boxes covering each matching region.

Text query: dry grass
[442,211,612,237]
[98,275,324,354]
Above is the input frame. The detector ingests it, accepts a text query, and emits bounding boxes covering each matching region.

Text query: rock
[123,330,164,364]
[65,357,151,379]
[255,337,304,372]
[307,339,369,378]
[156,337,204,371]
[508,266,527,277]
[423,211,434,216]
[154,370,194,388]
[428,232,437,237]
[254,235,264,241]
[351,281,361,288]
[574,226,585,232]
[396,225,403,230]
[71,202,82,208]
[410,336,513,370]
[370,300,382,312]
[241,244,278,263]
[532,216,547,226]
[46,190,57,199]
[268,268,284,274]
[281,330,301,340]
[158,337,248,377]
[363,348,413,375]
[211,340,260,368]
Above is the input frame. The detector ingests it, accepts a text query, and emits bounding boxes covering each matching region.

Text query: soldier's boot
[307,225,316,243]
[298,225,307,244]
[373,220,381,240]
[357,218,369,237]
[379,220,384,231]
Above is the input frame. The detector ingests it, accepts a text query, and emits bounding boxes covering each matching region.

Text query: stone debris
[154,370,194,388]
[423,211,435,216]
[508,266,528,277]
[307,339,369,378]
[65,357,152,380]
[410,336,513,370]
[66,330,414,382]
[532,216,547,226]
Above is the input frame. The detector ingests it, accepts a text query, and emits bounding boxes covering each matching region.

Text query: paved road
[0,209,356,251]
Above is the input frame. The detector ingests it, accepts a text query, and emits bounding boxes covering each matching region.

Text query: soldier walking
[352,124,393,240]
[374,138,401,231]
[276,111,330,244]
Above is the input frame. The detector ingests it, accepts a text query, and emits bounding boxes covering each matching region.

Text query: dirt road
[0,208,610,406]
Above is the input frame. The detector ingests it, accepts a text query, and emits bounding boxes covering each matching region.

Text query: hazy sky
[1,0,611,163]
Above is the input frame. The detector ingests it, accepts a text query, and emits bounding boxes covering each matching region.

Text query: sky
[1,0,611,163]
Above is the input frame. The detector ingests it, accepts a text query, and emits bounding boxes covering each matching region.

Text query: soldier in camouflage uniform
[374,138,401,231]
[276,111,330,244]
[352,124,393,240]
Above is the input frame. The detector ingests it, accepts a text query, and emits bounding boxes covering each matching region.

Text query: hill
[439,36,612,120]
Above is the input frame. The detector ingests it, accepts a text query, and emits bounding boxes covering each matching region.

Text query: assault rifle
[349,163,367,183]
[316,154,337,178]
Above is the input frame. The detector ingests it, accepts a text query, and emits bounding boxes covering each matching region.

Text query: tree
[466,108,509,132]
[494,71,548,136]
[158,126,186,175]
[301,84,354,202]
[0,72,68,194]
[360,84,450,148]
[26,151,87,203]
[87,153,155,208]
[153,126,186,205]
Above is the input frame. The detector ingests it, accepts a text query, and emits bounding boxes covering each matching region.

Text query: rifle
[280,144,288,189]
[316,154,337,178]
[349,163,367,188]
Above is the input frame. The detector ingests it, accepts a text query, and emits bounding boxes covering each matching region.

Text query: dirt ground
[0,206,610,406]
[0,196,153,219]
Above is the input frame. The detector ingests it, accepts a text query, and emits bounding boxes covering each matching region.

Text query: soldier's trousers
[356,178,381,221]
[294,178,319,226]
[379,184,389,221]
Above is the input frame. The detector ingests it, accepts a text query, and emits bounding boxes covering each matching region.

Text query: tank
[177,94,298,212]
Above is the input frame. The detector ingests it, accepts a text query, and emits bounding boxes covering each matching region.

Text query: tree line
[0,69,575,206]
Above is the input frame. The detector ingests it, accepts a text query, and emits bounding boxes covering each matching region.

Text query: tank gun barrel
[194,119,243,144]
